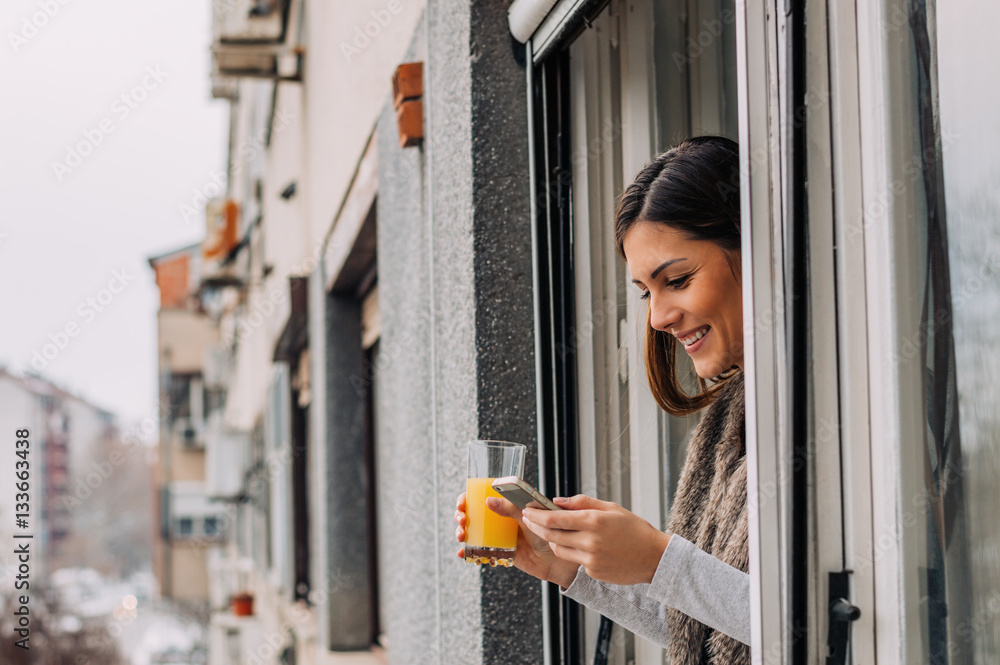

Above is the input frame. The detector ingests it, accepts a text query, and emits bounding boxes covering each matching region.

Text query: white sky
[0,0,228,422]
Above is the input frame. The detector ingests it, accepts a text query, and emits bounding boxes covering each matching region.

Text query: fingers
[521,506,593,531]
[547,542,587,567]
[521,515,592,550]
[454,492,468,528]
[485,496,521,519]
[454,493,468,543]
[552,494,612,510]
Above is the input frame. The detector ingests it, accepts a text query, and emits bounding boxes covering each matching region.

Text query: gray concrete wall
[375,1,542,664]
[375,16,459,663]
[467,4,542,663]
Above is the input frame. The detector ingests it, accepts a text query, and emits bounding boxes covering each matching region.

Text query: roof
[0,366,116,420]
[147,242,202,268]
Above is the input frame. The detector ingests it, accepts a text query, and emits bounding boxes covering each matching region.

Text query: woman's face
[623,220,744,378]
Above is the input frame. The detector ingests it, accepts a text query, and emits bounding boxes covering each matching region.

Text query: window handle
[826,571,861,665]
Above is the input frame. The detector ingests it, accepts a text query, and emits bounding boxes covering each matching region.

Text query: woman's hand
[454,492,580,588]
[520,494,672,586]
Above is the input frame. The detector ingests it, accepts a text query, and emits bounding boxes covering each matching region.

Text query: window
[167,373,196,420]
[290,349,311,602]
[359,275,384,646]
[264,364,294,595]
[877,1,1000,661]
[320,199,380,651]
[530,0,737,661]
[178,517,194,537]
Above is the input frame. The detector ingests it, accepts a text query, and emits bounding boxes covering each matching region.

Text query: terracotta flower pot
[232,592,254,616]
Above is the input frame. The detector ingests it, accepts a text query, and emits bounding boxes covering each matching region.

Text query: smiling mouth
[678,325,711,347]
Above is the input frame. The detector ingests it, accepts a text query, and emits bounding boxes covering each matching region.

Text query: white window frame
[852,0,939,662]
[735,0,794,661]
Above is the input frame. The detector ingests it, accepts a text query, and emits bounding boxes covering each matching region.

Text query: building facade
[162,0,1000,664]
[0,369,120,580]
[149,244,228,603]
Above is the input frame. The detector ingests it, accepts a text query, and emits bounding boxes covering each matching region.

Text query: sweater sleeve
[560,534,751,646]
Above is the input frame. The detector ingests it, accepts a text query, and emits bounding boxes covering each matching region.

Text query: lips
[676,325,710,347]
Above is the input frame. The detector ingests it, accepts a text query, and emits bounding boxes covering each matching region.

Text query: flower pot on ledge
[232,592,254,616]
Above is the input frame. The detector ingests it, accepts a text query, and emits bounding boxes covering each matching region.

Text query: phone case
[491,477,562,511]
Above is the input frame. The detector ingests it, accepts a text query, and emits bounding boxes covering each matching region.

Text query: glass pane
[569,2,628,509]
[569,7,633,663]
[894,1,1000,662]
[653,0,739,148]
[935,0,1000,661]
[651,0,738,512]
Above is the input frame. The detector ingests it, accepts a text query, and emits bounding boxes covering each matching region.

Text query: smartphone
[491,476,563,511]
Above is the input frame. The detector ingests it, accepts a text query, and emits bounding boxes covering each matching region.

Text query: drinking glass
[463,440,526,567]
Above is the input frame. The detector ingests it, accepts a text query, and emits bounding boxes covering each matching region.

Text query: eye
[638,290,650,301]
[665,274,692,290]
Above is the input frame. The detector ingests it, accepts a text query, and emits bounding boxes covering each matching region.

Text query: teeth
[679,326,709,346]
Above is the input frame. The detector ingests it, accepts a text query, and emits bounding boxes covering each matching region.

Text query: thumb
[553,494,606,510]
[486,496,521,518]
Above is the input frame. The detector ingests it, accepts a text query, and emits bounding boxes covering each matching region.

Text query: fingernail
[486,497,499,508]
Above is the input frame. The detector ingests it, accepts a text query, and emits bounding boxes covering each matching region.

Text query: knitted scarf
[664,372,750,665]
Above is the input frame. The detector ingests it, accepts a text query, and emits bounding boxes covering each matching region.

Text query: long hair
[614,136,742,416]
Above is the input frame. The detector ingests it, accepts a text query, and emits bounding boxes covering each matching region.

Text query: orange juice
[464,477,517,567]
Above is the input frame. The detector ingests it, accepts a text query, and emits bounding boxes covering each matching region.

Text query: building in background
[149,243,228,604]
[0,368,125,579]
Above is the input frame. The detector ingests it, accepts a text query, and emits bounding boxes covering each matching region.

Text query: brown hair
[614,136,742,416]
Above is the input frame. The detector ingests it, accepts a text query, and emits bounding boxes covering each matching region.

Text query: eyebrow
[631,258,688,284]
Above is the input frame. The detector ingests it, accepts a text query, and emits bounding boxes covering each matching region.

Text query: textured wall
[377,4,483,662]
[169,544,210,601]
[375,1,542,664]
[467,3,542,663]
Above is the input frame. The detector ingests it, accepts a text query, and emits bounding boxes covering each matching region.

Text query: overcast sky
[1,0,228,422]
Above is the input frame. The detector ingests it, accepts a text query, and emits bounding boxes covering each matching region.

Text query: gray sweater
[561,532,751,646]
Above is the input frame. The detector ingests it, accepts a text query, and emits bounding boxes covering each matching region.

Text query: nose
[648,292,682,333]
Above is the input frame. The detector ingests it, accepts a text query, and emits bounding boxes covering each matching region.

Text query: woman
[455,136,750,665]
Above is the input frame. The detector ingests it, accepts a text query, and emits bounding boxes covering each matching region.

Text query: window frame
[527,1,764,664]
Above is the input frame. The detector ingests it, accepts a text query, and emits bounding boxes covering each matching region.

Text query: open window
[527,0,738,661]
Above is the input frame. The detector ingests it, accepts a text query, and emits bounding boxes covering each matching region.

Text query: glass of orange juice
[464,440,526,567]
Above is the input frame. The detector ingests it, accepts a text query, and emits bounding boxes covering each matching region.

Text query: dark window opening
[291,369,311,602]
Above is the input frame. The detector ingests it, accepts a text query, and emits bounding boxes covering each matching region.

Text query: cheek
[704,281,742,337]
[720,288,744,340]
[700,286,730,322]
